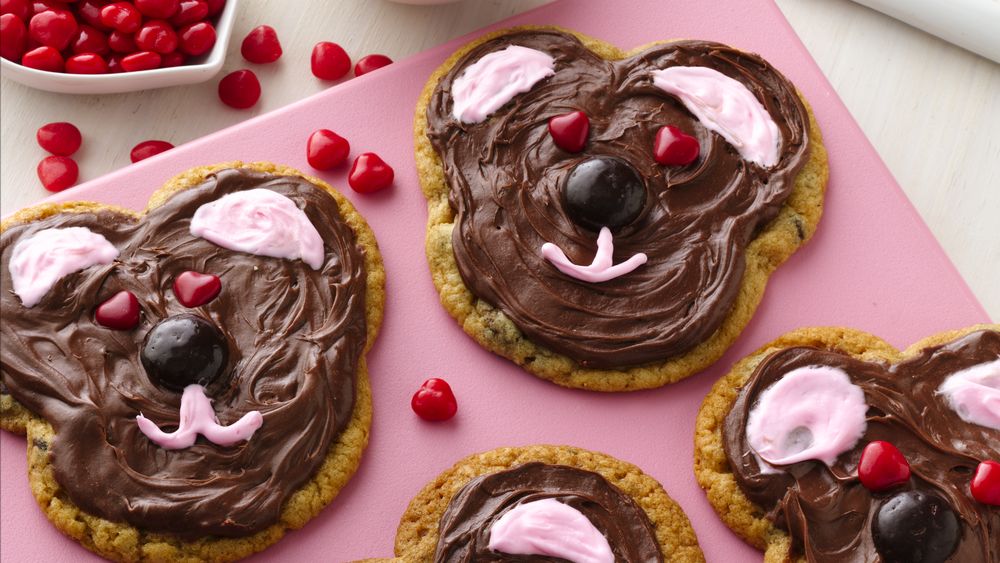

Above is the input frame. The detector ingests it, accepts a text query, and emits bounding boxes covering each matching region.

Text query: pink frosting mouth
[136,384,263,450]
[541,227,648,283]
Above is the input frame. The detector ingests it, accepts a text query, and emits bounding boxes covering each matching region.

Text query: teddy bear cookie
[694,325,1000,562]
[0,162,385,562]
[372,445,704,562]
[415,26,829,391]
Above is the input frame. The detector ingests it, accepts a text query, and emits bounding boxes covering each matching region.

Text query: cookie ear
[636,41,807,170]
[745,365,869,470]
[447,44,556,124]
[189,188,326,270]
[7,225,119,308]
[651,64,782,167]
[937,359,1000,430]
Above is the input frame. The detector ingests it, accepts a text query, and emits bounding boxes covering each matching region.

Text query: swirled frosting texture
[723,330,1000,562]
[433,462,663,562]
[0,169,368,537]
[426,30,811,368]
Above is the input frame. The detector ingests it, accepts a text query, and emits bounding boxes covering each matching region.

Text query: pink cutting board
[1,0,991,561]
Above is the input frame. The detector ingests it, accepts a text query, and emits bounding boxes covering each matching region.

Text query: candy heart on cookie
[418,27,828,390]
[0,163,383,562]
[696,325,1000,563]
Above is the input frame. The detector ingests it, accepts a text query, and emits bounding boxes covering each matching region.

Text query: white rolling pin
[849,0,1000,63]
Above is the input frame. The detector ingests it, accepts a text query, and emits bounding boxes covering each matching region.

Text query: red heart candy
[130,139,174,163]
[348,153,393,193]
[311,41,350,80]
[28,8,77,51]
[307,129,350,171]
[36,155,77,191]
[95,290,140,330]
[411,378,457,422]
[241,24,281,64]
[173,271,221,308]
[354,53,391,76]
[858,440,911,492]
[971,460,1000,506]
[654,125,700,167]
[548,110,590,153]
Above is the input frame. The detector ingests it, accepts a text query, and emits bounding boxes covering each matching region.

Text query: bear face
[433,463,664,562]
[388,445,704,563]
[424,29,816,370]
[0,167,373,538]
[720,328,999,562]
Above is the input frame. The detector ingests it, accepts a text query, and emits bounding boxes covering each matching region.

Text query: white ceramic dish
[0,0,239,95]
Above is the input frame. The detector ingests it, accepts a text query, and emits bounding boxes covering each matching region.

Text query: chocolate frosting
[723,330,1000,562]
[433,462,663,562]
[426,30,811,368]
[0,169,368,537]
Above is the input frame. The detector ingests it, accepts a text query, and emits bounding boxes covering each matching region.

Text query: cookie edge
[390,444,705,563]
[414,25,830,391]
[692,323,1000,562]
[1,161,385,562]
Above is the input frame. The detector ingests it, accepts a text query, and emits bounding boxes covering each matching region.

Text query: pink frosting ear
[451,45,555,123]
[938,359,1000,430]
[488,498,614,563]
[189,189,325,269]
[8,227,119,308]
[652,66,781,167]
[746,365,869,471]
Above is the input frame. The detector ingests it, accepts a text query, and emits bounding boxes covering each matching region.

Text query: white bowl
[0,0,239,95]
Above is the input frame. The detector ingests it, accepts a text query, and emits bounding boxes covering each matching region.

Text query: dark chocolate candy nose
[562,156,646,231]
[873,490,960,563]
[141,314,228,392]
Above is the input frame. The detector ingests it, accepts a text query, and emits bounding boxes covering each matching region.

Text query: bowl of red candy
[0,0,238,94]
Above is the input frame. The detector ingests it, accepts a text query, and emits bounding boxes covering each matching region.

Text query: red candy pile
[1,0,225,73]
[15,15,402,191]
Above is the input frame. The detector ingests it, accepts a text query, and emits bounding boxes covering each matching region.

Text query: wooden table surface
[1,0,997,318]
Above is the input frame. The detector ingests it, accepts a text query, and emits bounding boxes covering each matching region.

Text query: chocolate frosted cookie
[387,445,703,562]
[415,26,829,390]
[695,325,1000,563]
[0,162,385,561]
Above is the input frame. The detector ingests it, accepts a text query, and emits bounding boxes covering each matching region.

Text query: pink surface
[0,0,990,561]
